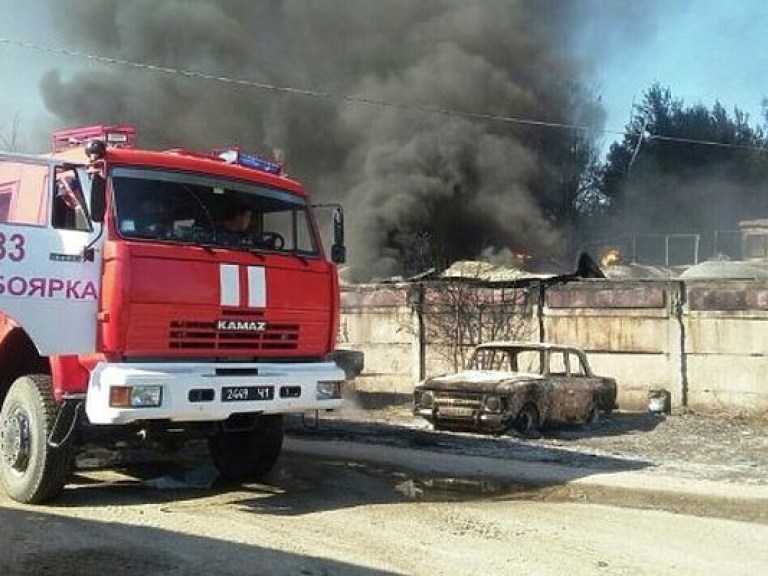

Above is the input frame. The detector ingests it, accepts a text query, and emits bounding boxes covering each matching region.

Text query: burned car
[414,342,617,437]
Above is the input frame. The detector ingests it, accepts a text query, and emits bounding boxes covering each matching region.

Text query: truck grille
[168,320,299,351]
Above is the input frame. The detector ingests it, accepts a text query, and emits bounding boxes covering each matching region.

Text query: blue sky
[1,1,767,153]
[590,0,768,139]
[0,1,64,148]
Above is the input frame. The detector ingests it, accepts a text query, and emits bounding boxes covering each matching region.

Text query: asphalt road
[1,426,767,576]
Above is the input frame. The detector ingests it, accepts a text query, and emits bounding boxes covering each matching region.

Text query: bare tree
[419,280,534,372]
[0,114,21,152]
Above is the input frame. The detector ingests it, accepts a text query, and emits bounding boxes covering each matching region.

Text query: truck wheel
[0,375,75,503]
[513,403,542,439]
[208,415,284,482]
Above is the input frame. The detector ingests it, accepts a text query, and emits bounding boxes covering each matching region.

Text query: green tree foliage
[597,84,768,240]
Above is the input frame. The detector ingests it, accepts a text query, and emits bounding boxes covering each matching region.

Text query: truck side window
[52,167,91,231]
[0,160,49,226]
[262,208,315,253]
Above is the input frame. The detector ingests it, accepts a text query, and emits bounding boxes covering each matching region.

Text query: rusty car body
[413,342,617,436]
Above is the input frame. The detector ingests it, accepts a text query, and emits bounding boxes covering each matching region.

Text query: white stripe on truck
[219,264,240,306]
[247,266,266,308]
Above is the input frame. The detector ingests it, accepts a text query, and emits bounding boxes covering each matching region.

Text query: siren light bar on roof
[49,125,283,177]
[51,125,136,153]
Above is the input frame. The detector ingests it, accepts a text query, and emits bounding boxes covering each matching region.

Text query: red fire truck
[0,125,348,503]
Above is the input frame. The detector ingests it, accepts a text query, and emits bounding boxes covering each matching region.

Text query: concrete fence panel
[340,279,768,413]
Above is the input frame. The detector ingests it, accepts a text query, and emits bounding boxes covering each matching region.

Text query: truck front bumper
[84,360,345,425]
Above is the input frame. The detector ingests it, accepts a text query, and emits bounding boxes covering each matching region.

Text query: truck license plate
[222,386,274,402]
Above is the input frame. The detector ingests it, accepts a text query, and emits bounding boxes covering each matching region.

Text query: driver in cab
[216,201,253,245]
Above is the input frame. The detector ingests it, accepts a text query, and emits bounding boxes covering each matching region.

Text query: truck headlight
[316,381,342,400]
[110,385,163,408]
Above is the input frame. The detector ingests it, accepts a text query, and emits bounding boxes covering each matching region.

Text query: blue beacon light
[218,149,282,175]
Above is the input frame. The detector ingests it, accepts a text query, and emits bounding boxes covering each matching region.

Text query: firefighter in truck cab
[0,125,352,503]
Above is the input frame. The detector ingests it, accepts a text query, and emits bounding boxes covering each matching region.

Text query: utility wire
[0,37,616,134]
[2,36,767,153]
[647,133,767,152]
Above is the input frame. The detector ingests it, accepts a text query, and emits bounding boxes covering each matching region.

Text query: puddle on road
[392,474,562,502]
[63,448,768,525]
[385,468,768,525]
[71,444,566,509]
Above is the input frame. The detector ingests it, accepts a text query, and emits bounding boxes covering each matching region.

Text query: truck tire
[208,415,284,482]
[0,374,75,503]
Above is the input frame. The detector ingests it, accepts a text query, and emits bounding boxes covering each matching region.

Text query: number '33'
[0,232,26,262]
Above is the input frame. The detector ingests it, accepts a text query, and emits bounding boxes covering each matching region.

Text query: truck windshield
[111,167,318,255]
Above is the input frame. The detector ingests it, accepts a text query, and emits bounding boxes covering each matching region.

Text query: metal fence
[581,230,742,267]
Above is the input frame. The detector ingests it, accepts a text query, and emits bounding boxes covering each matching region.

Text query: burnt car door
[566,350,603,419]
[569,350,612,412]
[547,349,594,423]
[501,347,550,428]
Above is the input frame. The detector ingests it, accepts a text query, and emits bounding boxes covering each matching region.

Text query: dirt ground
[318,396,768,486]
[2,446,768,576]
[1,402,767,575]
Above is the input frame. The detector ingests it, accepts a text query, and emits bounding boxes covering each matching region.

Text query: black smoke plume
[40,0,606,280]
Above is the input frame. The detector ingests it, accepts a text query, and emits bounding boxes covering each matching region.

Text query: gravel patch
[294,401,768,485]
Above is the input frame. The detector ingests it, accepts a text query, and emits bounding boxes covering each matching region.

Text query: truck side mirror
[85,141,107,223]
[89,171,106,223]
[312,203,347,264]
[331,244,346,264]
[332,207,346,264]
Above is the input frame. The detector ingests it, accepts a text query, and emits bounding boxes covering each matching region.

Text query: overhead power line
[1,36,767,153]
[0,37,617,134]
[648,133,766,152]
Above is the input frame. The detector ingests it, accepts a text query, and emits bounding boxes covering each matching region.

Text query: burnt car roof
[474,341,585,353]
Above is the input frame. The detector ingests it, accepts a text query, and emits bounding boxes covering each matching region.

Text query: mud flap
[48,398,83,448]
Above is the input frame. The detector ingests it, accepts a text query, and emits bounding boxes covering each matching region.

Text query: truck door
[0,154,103,354]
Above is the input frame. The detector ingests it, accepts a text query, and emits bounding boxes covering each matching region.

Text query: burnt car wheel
[585,404,600,426]
[514,403,541,439]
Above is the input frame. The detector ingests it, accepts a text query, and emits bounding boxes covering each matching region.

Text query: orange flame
[601,249,621,267]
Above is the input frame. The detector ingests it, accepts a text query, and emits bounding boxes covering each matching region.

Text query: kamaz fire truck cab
[0,125,348,503]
